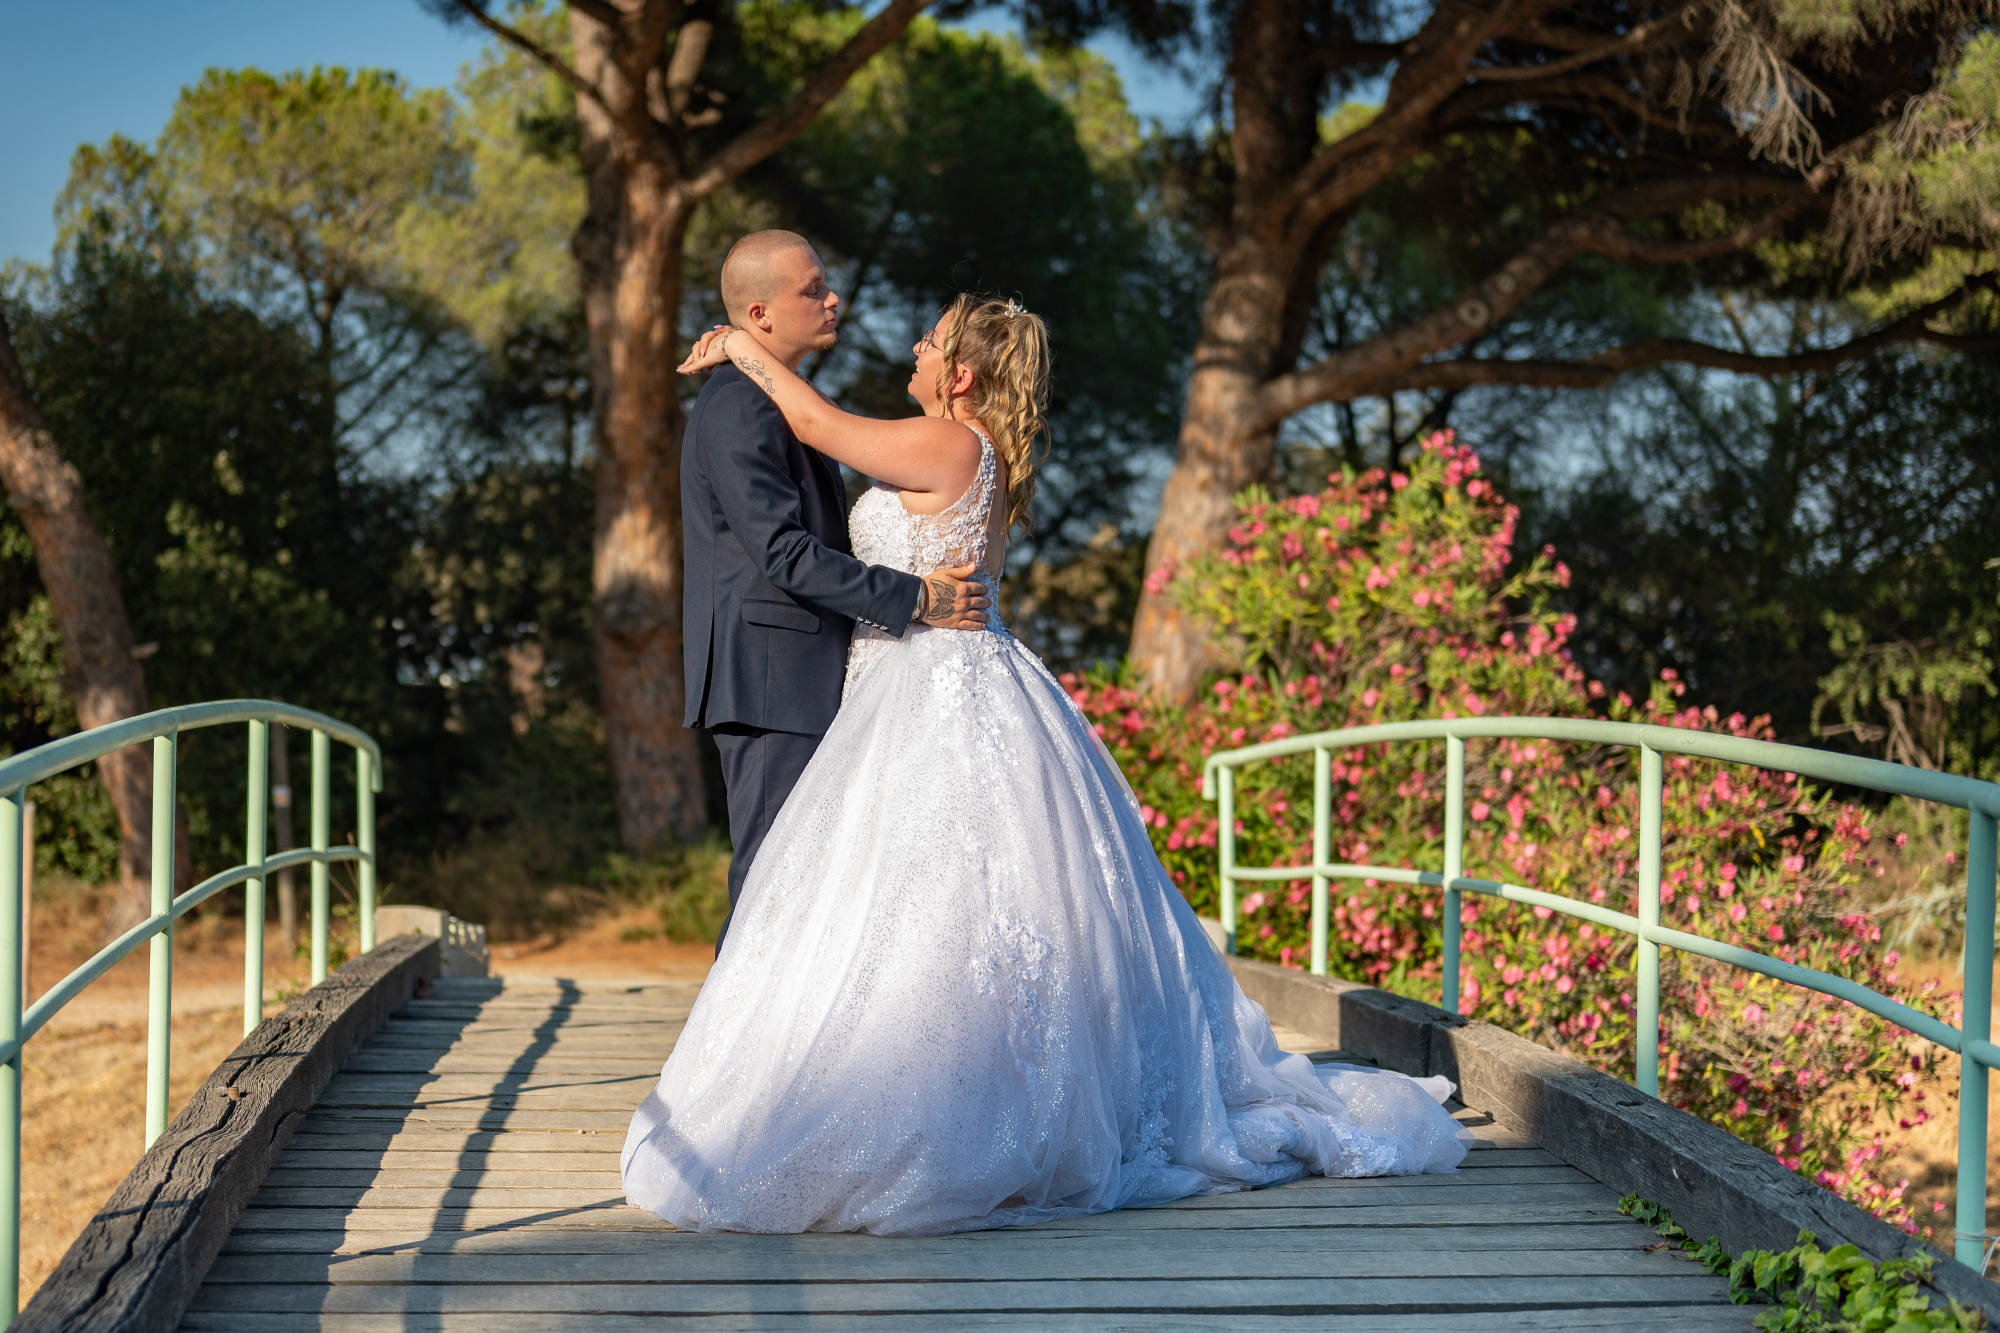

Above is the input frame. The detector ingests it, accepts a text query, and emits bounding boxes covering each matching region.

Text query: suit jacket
[681,363,922,733]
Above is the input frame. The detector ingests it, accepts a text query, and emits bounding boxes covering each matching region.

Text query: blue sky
[0,1,1198,271]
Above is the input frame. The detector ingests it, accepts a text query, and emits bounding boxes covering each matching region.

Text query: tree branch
[1521,20,1624,51]
[1315,40,1408,72]
[1278,1,1520,227]
[1469,8,1702,82]
[566,0,627,29]
[1439,67,1731,144]
[664,17,714,123]
[1333,277,2000,400]
[1558,74,1718,137]
[683,0,932,200]
[627,0,682,64]
[447,0,609,118]
[1592,197,1805,264]
[1258,173,1823,426]
[1353,328,1999,395]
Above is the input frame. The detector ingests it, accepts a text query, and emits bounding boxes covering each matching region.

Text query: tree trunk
[1128,236,1296,701]
[572,14,709,848]
[1126,0,1324,702]
[520,0,933,845]
[0,310,153,920]
[583,195,709,848]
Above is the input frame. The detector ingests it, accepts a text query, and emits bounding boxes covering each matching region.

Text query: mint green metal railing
[0,701,381,1324]
[1202,717,2000,1271]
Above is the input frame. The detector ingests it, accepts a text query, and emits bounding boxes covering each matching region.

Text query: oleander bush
[1068,432,1961,1232]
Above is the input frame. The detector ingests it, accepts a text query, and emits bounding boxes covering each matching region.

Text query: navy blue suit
[681,364,922,947]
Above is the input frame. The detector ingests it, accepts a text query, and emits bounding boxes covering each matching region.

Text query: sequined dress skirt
[620,623,1470,1235]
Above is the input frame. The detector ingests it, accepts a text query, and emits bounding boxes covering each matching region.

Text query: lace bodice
[848,429,999,576]
[844,430,1002,693]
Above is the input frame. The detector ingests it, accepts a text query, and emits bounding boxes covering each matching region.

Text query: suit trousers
[709,723,823,955]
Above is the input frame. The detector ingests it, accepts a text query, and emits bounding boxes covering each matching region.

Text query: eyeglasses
[917,328,940,352]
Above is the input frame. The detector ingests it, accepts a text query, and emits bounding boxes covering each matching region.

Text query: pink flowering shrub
[1068,433,1959,1232]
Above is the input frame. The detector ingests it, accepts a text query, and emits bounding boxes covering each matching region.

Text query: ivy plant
[1618,1194,1985,1331]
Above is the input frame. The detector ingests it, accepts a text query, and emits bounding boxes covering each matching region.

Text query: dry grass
[22,1000,249,1299]
[1824,804,1997,1251]
[1863,955,1999,1254]
[15,878,321,1304]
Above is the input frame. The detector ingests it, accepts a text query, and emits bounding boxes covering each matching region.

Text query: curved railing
[1201,717,2000,1270]
[0,701,382,1323]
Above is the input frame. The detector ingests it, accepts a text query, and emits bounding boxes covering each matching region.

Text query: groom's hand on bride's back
[912,564,989,630]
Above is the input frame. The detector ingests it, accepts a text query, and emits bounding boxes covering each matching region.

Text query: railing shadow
[314,976,704,1327]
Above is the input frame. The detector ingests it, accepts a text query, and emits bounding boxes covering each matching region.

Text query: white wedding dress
[622,432,1470,1234]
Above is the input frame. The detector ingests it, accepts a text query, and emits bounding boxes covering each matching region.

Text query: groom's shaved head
[721,230,813,322]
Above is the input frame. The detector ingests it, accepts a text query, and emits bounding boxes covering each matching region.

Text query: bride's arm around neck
[682,329,980,499]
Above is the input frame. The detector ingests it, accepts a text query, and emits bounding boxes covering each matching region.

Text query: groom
[682,230,988,950]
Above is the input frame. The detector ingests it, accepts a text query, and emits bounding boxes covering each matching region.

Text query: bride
[620,294,1469,1235]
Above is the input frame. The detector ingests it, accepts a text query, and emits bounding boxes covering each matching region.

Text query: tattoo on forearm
[726,334,779,397]
[740,357,777,396]
[923,578,956,622]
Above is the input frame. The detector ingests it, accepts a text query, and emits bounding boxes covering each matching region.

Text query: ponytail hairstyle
[930,293,1050,533]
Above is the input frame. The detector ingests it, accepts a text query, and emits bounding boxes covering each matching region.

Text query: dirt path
[488,906,716,985]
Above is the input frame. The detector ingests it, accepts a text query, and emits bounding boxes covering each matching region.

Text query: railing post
[309,729,330,984]
[17,805,28,1011]
[1218,766,1237,955]
[1311,748,1331,976]
[243,721,267,1037]
[1635,744,1663,1098]
[146,734,176,1146]
[356,748,376,955]
[1443,735,1465,1014]
[0,787,24,1323]
[1955,809,1998,1270]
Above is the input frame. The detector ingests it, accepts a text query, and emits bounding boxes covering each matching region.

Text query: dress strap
[969,428,999,527]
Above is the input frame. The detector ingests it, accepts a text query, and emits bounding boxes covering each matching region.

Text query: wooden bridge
[22,928,1996,1331]
[177,969,1737,1331]
[7,704,2000,1330]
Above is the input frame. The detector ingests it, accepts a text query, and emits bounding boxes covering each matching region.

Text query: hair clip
[1001,298,1025,318]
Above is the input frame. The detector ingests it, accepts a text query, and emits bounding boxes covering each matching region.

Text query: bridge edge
[15,931,440,1332]
[1225,952,2000,1321]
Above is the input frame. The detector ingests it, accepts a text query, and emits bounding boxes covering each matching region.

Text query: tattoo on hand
[923,578,957,622]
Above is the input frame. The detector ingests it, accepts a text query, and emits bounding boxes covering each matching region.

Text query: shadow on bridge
[172,972,1751,1331]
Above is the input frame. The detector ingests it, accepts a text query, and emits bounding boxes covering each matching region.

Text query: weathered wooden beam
[176,1307,1766,1333]
[1224,953,2000,1321]
[182,1271,1735,1316]
[16,932,438,1332]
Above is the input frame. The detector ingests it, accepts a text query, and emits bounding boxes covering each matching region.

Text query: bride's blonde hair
[931,293,1050,533]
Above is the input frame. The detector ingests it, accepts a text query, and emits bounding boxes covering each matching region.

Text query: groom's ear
[744,299,775,333]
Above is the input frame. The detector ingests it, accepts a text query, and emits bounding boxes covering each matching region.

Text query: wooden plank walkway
[179,976,1745,1331]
